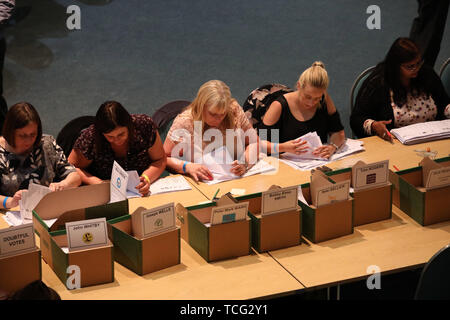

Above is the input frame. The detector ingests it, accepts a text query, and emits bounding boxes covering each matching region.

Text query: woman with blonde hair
[164,80,258,182]
[263,61,346,159]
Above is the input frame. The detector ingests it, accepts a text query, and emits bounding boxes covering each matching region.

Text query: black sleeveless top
[262,95,344,143]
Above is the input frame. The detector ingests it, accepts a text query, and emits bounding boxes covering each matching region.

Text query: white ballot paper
[66,218,108,252]
[149,175,192,195]
[0,223,36,257]
[282,131,326,160]
[125,170,141,198]
[110,161,129,203]
[390,119,450,145]
[20,182,51,221]
[202,145,236,181]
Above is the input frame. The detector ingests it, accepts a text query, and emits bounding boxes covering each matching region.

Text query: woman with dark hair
[350,37,450,140]
[68,101,166,196]
[0,102,81,209]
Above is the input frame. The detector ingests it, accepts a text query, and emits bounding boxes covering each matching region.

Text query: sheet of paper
[66,218,108,252]
[297,186,308,205]
[202,146,236,181]
[261,185,298,216]
[282,131,326,160]
[204,159,276,185]
[20,183,52,221]
[210,202,248,225]
[0,223,36,257]
[352,160,389,191]
[132,203,176,239]
[2,211,25,227]
[149,175,192,195]
[126,170,141,197]
[281,139,365,171]
[110,161,129,203]
[390,119,450,145]
[315,180,350,207]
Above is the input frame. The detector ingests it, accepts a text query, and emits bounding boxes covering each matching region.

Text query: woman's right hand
[86,176,104,185]
[371,120,393,142]
[7,190,26,209]
[280,139,309,155]
[185,163,213,182]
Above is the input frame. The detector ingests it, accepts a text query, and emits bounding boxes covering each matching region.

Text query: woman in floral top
[0,102,81,209]
[69,101,166,196]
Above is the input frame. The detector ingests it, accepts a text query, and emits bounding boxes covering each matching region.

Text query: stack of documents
[281,139,365,171]
[282,132,326,160]
[390,119,450,145]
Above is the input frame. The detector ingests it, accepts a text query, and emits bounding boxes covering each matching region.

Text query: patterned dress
[0,135,76,196]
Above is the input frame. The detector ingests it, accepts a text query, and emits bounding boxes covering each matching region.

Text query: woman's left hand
[136,176,150,196]
[49,181,67,192]
[312,145,337,159]
[231,160,247,176]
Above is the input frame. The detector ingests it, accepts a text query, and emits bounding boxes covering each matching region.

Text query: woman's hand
[280,139,309,154]
[7,190,26,208]
[49,181,68,192]
[135,176,150,196]
[231,160,247,176]
[185,163,213,182]
[371,120,393,142]
[312,145,336,159]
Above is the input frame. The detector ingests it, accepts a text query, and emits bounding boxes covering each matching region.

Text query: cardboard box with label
[108,203,180,276]
[234,185,301,253]
[176,194,251,262]
[329,161,393,226]
[32,183,127,289]
[0,224,41,296]
[394,156,450,226]
[298,170,353,243]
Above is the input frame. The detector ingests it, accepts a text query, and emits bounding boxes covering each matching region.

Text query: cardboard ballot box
[235,186,301,253]
[327,167,393,227]
[48,229,114,289]
[32,183,128,265]
[0,248,41,296]
[108,213,180,276]
[393,157,450,226]
[177,195,251,262]
[299,182,353,243]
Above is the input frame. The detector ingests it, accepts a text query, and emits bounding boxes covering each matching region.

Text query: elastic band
[141,174,150,184]
[3,197,9,209]
[182,161,188,173]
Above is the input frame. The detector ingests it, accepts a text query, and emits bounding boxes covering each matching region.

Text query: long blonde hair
[189,80,236,129]
[298,61,329,90]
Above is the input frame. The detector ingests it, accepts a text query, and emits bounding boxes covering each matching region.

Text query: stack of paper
[281,139,365,171]
[149,175,192,195]
[282,132,326,161]
[390,119,450,145]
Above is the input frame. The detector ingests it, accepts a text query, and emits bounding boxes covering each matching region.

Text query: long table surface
[189,136,450,200]
[0,176,303,300]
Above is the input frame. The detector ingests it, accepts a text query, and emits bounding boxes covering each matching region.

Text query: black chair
[439,57,450,95]
[414,243,450,300]
[152,100,190,143]
[56,115,95,157]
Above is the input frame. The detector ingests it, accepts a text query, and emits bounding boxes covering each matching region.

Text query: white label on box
[0,223,36,257]
[110,161,129,203]
[211,202,248,225]
[261,186,298,216]
[66,218,108,252]
[141,203,176,238]
[315,180,350,207]
[353,160,389,191]
[425,167,450,190]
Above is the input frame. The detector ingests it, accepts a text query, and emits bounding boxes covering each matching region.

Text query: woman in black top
[262,61,345,159]
[350,37,450,140]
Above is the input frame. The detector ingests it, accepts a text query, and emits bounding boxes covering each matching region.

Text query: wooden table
[269,205,450,289]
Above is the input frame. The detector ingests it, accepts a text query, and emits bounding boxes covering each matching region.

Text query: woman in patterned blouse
[351,37,450,140]
[68,101,166,196]
[0,102,81,209]
[164,80,259,182]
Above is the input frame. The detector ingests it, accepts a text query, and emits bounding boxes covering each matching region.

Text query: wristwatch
[330,142,339,150]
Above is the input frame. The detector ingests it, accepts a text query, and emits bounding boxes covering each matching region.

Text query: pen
[393,165,400,171]
[212,188,220,200]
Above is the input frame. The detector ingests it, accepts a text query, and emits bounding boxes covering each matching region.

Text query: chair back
[56,115,95,157]
[439,58,450,95]
[415,244,450,300]
[152,100,191,143]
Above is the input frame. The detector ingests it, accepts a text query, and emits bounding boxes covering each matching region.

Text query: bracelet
[3,196,9,209]
[141,174,150,185]
[182,161,188,173]
[273,143,278,154]
[330,142,339,150]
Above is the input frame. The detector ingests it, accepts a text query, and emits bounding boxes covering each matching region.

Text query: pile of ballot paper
[390,119,450,145]
[280,132,365,171]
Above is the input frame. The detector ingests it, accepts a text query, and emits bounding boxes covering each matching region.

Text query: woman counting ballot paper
[68,101,166,196]
[164,80,260,182]
[350,37,450,141]
[0,102,81,209]
[262,61,346,159]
